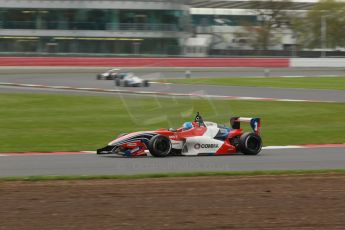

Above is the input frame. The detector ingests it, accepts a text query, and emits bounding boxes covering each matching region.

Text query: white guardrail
[290,58,345,68]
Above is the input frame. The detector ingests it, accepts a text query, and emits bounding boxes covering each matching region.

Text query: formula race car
[97,112,262,157]
[96,68,120,80]
[114,72,149,87]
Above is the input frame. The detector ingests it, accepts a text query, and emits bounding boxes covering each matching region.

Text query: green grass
[164,77,345,90]
[1,169,345,181]
[1,92,345,152]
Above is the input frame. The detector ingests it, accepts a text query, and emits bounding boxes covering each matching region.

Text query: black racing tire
[117,133,128,138]
[238,132,262,155]
[115,79,120,86]
[96,75,101,80]
[143,80,150,87]
[148,135,171,157]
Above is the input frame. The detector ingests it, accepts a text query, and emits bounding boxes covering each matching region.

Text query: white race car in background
[96,68,120,80]
[114,72,150,87]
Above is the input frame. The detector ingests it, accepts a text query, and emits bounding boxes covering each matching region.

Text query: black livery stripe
[113,133,157,146]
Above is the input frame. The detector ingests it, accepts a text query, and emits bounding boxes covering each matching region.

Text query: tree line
[235,0,345,50]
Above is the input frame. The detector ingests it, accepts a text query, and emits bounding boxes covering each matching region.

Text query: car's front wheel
[238,132,262,155]
[148,135,171,157]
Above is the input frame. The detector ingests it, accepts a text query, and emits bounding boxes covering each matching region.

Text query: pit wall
[0,57,344,67]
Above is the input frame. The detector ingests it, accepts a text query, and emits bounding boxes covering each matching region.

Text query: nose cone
[108,131,157,146]
[109,134,130,145]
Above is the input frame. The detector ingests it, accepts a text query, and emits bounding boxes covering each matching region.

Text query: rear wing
[230,117,261,135]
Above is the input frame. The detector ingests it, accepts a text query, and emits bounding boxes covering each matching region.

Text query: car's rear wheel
[96,75,101,80]
[148,135,171,157]
[115,79,120,86]
[239,132,262,155]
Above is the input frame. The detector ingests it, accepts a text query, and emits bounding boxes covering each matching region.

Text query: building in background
[0,0,341,56]
[0,0,190,55]
[188,0,345,57]
[187,0,318,56]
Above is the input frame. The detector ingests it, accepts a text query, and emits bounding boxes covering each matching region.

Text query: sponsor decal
[194,143,219,149]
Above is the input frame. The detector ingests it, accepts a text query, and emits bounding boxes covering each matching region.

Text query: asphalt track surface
[1,66,345,78]
[0,67,345,102]
[0,147,345,177]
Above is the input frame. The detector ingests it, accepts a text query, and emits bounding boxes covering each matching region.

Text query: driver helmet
[182,122,193,130]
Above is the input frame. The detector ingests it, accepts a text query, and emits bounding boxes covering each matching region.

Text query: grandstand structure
[0,0,334,55]
[0,0,190,55]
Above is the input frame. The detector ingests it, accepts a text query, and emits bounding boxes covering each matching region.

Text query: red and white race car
[97,112,262,157]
